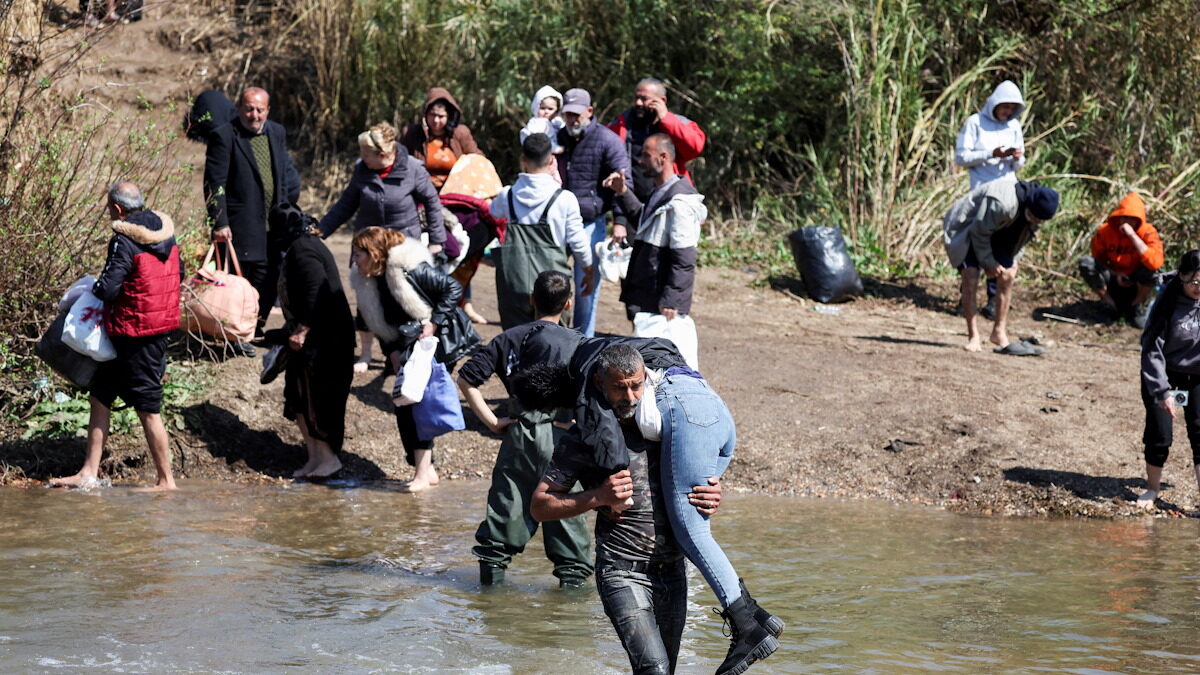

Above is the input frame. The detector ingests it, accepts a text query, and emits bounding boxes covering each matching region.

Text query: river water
[1,481,1199,674]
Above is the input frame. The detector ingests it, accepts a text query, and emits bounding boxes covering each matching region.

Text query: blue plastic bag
[413,361,465,441]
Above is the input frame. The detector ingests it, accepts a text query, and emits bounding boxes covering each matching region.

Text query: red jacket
[608,109,706,187]
[98,211,183,338]
[1090,192,1164,276]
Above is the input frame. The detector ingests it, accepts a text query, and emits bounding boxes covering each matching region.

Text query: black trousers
[1142,372,1200,467]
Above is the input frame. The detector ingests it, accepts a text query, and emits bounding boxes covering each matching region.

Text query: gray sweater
[1142,298,1200,399]
[318,149,445,244]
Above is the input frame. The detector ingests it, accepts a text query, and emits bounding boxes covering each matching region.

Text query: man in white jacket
[490,133,596,329]
[603,134,706,367]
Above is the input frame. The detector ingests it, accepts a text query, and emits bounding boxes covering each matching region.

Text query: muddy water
[2,482,1199,674]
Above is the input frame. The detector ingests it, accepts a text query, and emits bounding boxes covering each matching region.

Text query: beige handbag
[180,244,260,343]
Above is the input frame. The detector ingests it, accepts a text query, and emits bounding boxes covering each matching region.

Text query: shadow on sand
[186,402,387,480]
[769,273,959,316]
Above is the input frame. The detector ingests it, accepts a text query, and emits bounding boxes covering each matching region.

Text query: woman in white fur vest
[350,226,463,491]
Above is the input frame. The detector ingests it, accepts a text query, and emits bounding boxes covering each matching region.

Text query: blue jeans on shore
[573,216,607,337]
[658,374,740,608]
[596,554,688,675]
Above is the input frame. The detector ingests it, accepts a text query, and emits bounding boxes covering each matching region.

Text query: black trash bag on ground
[788,226,863,303]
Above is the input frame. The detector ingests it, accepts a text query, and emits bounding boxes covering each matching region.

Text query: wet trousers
[472,410,593,580]
[597,554,688,675]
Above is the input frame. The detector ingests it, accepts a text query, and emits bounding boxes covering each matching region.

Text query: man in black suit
[204,87,301,350]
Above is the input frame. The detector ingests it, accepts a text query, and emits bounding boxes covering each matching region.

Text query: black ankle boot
[714,590,780,675]
[739,578,784,638]
[479,562,505,585]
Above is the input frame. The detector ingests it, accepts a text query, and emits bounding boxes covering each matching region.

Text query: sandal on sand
[994,341,1043,356]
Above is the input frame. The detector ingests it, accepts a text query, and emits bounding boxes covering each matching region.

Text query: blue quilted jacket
[555,121,630,222]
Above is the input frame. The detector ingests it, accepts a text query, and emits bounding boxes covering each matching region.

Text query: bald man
[203,87,301,351]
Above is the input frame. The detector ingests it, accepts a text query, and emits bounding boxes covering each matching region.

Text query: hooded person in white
[490,133,596,328]
[520,85,565,152]
[956,80,1027,189]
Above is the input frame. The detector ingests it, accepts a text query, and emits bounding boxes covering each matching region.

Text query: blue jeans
[573,216,607,337]
[658,374,740,608]
[596,555,688,675]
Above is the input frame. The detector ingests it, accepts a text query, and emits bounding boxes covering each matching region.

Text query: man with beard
[525,343,780,675]
[607,78,706,206]
[603,134,705,326]
[555,88,630,337]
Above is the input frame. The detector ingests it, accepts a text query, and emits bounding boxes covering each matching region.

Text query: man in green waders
[456,271,593,586]
[489,133,596,330]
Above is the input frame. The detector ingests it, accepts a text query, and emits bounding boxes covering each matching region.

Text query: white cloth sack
[62,287,116,362]
[595,238,631,283]
[59,275,96,312]
[636,368,664,441]
[633,312,699,370]
[392,337,438,406]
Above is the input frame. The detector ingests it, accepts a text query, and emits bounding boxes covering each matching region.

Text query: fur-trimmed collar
[350,239,434,344]
[111,211,174,244]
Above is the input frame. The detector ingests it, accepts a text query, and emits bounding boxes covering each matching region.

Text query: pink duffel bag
[180,244,259,343]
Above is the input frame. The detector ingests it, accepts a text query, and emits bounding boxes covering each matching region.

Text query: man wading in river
[521,343,780,674]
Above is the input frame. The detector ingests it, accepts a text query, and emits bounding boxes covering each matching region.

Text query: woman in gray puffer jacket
[319,122,447,372]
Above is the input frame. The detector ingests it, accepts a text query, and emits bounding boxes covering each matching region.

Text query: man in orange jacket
[1078,192,1164,328]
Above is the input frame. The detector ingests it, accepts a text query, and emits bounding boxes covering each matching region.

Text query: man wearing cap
[943,179,1060,355]
[556,88,630,337]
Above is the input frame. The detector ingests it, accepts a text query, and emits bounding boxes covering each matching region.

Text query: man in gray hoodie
[490,133,596,329]
[943,179,1059,354]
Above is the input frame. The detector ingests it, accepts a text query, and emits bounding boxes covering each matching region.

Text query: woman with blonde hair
[350,226,464,491]
[320,121,447,373]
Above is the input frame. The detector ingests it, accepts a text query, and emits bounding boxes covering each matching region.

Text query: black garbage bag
[35,307,99,389]
[788,226,863,303]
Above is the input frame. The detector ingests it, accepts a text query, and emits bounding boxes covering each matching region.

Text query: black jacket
[569,337,686,473]
[204,119,301,262]
[615,178,701,315]
[283,235,355,348]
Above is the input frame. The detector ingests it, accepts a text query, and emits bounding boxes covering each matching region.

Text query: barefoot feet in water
[401,473,440,493]
[304,456,343,480]
[49,472,100,489]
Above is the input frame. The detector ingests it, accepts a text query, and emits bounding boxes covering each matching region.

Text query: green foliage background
[247,0,1199,279]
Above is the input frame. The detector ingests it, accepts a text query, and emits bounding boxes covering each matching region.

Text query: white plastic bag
[62,288,117,362]
[392,337,438,406]
[595,237,632,283]
[636,368,664,441]
[59,275,96,312]
[633,312,699,370]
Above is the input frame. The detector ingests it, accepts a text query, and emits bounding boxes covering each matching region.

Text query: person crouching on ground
[943,179,1060,355]
[1078,192,1163,329]
[51,181,182,490]
[350,226,463,491]
[1137,250,1200,509]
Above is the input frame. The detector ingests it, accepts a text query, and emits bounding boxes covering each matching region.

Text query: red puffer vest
[105,214,183,338]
